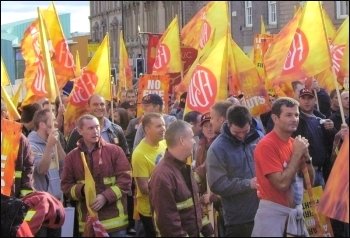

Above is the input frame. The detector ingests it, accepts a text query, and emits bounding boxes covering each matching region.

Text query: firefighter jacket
[149,150,213,237]
[61,138,132,233]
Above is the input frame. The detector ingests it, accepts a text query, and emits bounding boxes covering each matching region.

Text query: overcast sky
[1,1,90,33]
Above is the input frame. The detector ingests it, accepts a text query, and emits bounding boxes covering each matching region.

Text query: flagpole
[319,2,346,127]
[313,89,320,111]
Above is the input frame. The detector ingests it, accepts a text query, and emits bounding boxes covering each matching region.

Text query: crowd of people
[1,78,349,237]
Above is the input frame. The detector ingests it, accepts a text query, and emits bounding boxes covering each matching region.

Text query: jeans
[225,221,254,237]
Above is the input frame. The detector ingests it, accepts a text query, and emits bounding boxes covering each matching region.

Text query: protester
[149,120,213,237]
[126,89,137,104]
[210,101,233,134]
[330,90,349,131]
[61,114,132,236]
[20,103,42,137]
[207,105,263,237]
[311,78,331,118]
[252,97,314,237]
[132,113,167,237]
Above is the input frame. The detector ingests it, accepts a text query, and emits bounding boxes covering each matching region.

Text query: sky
[1,1,90,33]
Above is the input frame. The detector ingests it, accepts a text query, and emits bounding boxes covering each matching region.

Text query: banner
[136,74,170,116]
[147,34,162,74]
[1,119,22,196]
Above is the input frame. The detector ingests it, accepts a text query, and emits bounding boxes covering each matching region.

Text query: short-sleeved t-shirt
[254,131,293,207]
[132,139,167,216]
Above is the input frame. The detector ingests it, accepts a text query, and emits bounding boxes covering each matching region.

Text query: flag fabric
[228,38,270,116]
[64,34,111,136]
[1,119,22,196]
[181,1,228,51]
[41,2,75,88]
[80,152,97,217]
[185,33,228,115]
[252,34,274,80]
[147,34,162,73]
[118,31,133,97]
[318,135,349,223]
[75,50,81,77]
[264,2,331,88]
[12,81,24,108]
[260,15,266,34]
[1,58,11,86]
[152,16,182,74]
[83,216,109,237]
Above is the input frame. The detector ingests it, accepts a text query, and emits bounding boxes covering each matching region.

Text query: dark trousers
[225,221,254,237]
[139,213,156,237]
[36,227,61,237]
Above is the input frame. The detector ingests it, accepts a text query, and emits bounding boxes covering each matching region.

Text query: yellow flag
[118,31,133,96]
[152,16,182,74]
[1,86,21,121]
[80,152,97,217]
[264,1,331,88]
[260,15,266,34]
[1,58,11,86]
[185,33,228,114]
[12,81,23,108]
[181,1,228,51]
[331,17,349,79]
[75,50,81,77]
[64,34,111,136]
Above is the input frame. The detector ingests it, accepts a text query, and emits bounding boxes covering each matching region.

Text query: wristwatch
[305,157,312,164]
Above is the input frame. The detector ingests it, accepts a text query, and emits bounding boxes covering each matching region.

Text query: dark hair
[33,109,51,130]
[77,114,98,129]
[115,108,129,130]
[212,101,233,118]
[183,111,201,124]
[142,112,163,131]
[227,105,252,128]
[165,120,192,148]
[21,103,42,123]
[271,97,299,117]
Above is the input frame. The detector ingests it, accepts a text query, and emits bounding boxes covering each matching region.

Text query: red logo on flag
[283,28,309,74]
[199,20,211,49]
[187,65,217,112]
[330,44,345,73]
[153,44,170,70]
[54,39,75,70]
[70,70,98,106]
[32,62,47,96]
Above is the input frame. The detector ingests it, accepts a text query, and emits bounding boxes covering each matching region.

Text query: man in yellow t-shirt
[132,112,167,237]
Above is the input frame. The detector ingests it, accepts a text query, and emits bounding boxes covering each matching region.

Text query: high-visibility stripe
[79,214,128,232]
[103,176,116,185]
[110,185,122,199]
[15,171,22,178]
[24,210,36,221]
[202,216,210,226]
[70,184,78,200]
[20,189,32,197]
[176,197,193,210]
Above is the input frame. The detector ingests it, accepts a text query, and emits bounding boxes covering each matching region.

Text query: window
[268,1,277,25]
[245,1,252,27]
[336,1,349,19]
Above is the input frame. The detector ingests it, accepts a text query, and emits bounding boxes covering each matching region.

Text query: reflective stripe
[77,180,85,184]
[103,176,116,185]
[176,198,194,210]
[15,171,22,178]
[24,210,36,221]
[111,185,122,199]
[70,184,78,200]
[202,216,210,226]
[20,189,32,197]
[79,214,128,232]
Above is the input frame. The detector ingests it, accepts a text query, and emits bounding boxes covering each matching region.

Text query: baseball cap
[120,101,136,109]
[299,88,315,98]
[141,94,163,106]
[200,112,211,126]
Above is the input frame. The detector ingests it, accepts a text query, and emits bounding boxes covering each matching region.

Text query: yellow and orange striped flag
[184,33,228,115]
[264,1,331,88]
[118,31,133,97]
[181,1,228,51]
[152,16,182,74]
[1,119,22,196]
[64,34,111,136]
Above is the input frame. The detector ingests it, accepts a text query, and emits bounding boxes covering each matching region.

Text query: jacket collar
[164,149,187,169]
[77,137,107,152]
[222,122,260,145]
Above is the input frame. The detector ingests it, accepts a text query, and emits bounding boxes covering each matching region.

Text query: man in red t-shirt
[252,97,314,237]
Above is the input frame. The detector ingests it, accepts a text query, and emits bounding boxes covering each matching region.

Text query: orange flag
[185,33,228,114]
[181,1,228,51]
[264,2,331,88]
[118,31,133,96]
[1,119,22,196]
[318,135,349,223]
[228,38,270,117]
[152,16,182,74]
[64,34,111,136]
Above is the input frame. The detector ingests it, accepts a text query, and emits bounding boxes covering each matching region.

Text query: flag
[147,34,162,73]
[152,16,182,74]
[41,2,75,88]
[264,2,331,88]
[1,119,22,196]
[181,1,228,51]
[80,152,97,217]
[318,136,349,223]
[229,38,270,116]
[75,50,81,77]
[12,81,23,107]
[1,58,11,86]
[64,34,111,136]
[252,33,274,80]
[260,15,266,34]
[118,31,133,97]
[185,33,228,114]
